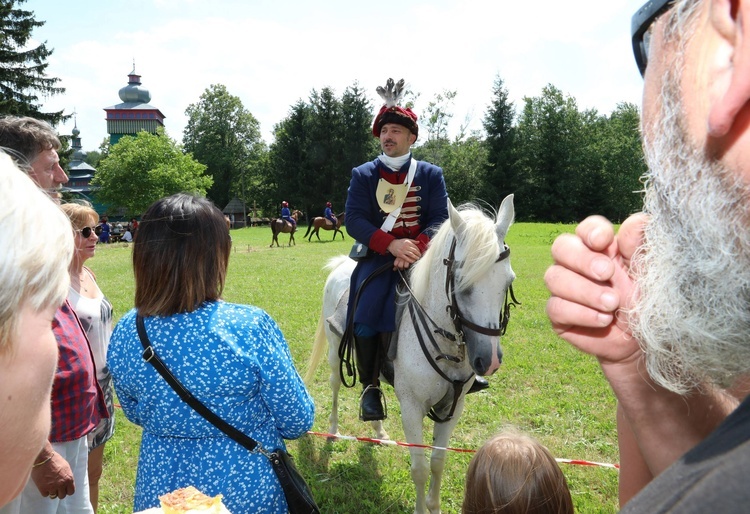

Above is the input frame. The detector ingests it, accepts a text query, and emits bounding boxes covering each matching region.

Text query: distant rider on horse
[324,202,337,227]
[345,78,489,423]
[281,201,296,228]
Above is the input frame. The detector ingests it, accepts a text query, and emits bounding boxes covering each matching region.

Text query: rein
[408,299,473,423]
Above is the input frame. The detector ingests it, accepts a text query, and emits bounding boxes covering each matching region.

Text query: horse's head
[446,195,516,377]
[292,210,302,220]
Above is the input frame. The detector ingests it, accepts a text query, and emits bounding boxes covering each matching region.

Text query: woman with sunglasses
[60,202,114,514]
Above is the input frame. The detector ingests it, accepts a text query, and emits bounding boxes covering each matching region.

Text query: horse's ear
[495,194,515,239]
[448,199,466,236]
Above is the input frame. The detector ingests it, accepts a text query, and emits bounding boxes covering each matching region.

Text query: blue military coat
[345,155,449,333]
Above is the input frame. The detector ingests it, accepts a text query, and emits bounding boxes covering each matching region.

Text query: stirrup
[359,384,387,421]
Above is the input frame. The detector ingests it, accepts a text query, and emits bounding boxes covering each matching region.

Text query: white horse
[305,195,517,514]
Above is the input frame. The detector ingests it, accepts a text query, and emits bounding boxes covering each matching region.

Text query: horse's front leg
[426,399,465,514]
[400,399,429,514]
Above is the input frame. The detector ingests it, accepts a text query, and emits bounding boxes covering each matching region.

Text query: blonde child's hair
[463,430,574,514]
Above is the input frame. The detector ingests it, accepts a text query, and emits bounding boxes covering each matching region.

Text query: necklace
[74,271,89,293]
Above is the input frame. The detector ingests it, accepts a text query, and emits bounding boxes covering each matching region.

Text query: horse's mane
[409,205,500,303]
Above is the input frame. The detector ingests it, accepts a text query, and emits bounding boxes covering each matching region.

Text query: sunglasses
[77,226,97,238]
[631,0,674,77]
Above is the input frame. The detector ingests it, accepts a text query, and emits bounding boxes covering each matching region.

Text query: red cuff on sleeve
[415,233,431,254]
[369,230,396,255]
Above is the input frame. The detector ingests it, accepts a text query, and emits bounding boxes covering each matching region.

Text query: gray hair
[0,152,72,351]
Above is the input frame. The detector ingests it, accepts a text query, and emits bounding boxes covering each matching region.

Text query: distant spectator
[121,229,133,243]
[0,153,73,508]
[463,431,574,514]
[98,217,110,244]
[128,218,138,236]
[111,223,123,242]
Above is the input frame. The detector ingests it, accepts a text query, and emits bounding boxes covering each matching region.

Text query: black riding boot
[467,376,490,394]
[354,335,386,421]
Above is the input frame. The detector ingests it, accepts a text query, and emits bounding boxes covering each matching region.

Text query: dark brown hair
[463,431,575,514]
[0,116,61,172]
[133,193,231,316]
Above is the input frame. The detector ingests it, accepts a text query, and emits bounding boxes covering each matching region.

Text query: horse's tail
[303,221,313,239]
[304,255,352,385]
[324,254,350,272]
[304,307,328,385]
[270,218,278,235]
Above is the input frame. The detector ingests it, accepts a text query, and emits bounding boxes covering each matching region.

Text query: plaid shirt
[49,300,108,442]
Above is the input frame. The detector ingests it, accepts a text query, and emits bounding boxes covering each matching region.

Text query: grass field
[89,221,620,514]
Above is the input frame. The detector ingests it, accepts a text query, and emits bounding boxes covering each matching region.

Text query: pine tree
[481,75,518,207]
[0,0,66,125]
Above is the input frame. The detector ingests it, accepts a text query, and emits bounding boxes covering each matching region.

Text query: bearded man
[546,0,750,510]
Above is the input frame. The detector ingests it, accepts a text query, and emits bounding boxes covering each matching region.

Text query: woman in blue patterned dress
[108,194,315,514]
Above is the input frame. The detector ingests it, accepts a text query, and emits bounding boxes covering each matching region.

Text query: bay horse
[270,209,302,247]
[305,195,517,513]
[303,212,345,242]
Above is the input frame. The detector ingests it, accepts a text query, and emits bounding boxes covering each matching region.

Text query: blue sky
[29,0,645,150]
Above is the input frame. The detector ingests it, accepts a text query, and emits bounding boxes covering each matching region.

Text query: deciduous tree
[183,84,263,210]
[92,129,212,215]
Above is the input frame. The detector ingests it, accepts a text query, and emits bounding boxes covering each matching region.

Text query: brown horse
[270,210,302,247]
[303,212,345,242]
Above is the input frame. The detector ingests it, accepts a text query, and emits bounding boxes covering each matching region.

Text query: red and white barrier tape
[114,404,618,470]
[306,431,619,470]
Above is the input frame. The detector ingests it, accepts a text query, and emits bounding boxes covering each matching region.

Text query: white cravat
[379,152,411,171]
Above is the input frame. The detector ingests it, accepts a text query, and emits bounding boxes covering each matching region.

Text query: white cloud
[33,0,645,150]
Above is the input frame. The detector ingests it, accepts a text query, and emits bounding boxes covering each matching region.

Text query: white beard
[631,65,750,394]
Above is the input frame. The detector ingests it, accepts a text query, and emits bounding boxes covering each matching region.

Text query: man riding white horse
[344,78,488,422]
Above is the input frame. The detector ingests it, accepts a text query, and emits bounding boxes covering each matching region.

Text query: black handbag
[135,315,320,514]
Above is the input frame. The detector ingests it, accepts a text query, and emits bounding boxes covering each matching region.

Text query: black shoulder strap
[135,314,259,453]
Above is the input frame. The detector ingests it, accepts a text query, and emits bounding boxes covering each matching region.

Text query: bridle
[443,238,518,343]
[405,236,519,422]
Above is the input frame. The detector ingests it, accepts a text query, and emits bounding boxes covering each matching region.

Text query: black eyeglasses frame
[78,226,97,238]
[631,0,675,76]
